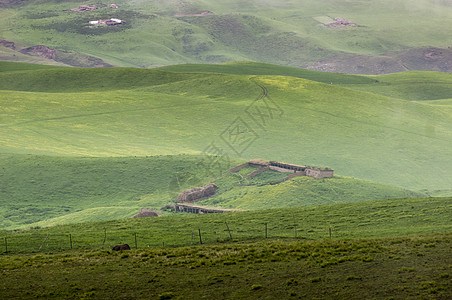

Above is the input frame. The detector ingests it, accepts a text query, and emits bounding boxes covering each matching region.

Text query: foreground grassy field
[0,234,450,299]
[1,197,450,253]
[0,198,452,299]
[1,196,450,298]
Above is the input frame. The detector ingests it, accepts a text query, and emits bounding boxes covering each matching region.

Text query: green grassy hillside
[1,62,451,229]
[1,64,451,192]
[0,154,421,230]
[2,0,452,73]
[197,166,420,210]
[2,197,451,252]
[347,71,452,101]
[0,61,66,72]
[160,62,452,101]
[158,61,377,84]
[0,154,225,229]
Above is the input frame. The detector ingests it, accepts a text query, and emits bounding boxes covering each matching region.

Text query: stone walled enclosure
[175,159,333,214]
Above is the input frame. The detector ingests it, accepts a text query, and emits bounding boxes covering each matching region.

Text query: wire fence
[1,221,335,254]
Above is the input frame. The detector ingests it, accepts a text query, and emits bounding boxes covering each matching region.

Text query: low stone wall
[230,160,334,180]
[230,163,249,173]
[285,171,306,180]
[305,168,334,178]
[174,204,233,214]
[247,167,270,179]
[269,165,298,173]
[269,161,306,172]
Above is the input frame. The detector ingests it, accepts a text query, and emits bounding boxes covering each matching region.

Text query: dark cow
[112,244,131,251]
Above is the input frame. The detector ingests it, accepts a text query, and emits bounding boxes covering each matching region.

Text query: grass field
[0,234,450,299]
[0,197,450,298]
[2,0,452,73]
[1,61,452,229]
[1,197,450,253]
[0,63,450,189]
[0,154,421,230]
[0,59,451,298]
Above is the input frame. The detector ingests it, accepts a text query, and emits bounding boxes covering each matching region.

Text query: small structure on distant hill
[132,208,162,218]
[89,18,123,25]
[177,183,218,202]
[326,17,357,28]
[232,159,334,179]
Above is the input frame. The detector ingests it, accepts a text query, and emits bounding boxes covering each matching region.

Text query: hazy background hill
[1,0,452,73]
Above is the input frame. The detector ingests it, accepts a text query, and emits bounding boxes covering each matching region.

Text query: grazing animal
[112,244,131,251]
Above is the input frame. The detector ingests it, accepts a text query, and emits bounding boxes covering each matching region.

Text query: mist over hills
[1,0,452,73]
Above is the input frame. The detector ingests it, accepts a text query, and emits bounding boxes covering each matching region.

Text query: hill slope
[1,0,452,73]
[1,64,451,193]
[0,154,421,230]
[2,197,451,251]
[1,62,452,229]
[198,167,421,210]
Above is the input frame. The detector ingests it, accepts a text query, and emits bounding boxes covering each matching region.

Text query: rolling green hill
[200,167,421,210]
[0,154,214,229]
[0,154,421,230]
[160,62,452,101]
[1,63,451,188]
[0,61,66,72]
[1,1,451,295]
[1,0,452,73]
[0,61,451,229]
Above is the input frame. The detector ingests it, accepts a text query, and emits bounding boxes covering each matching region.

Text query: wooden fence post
[4,237,7,254]
[39,234,49,251]
[225,222,233,240]
[69,234,72,250]
[265,223,268,239]
[329,227,332,239]
[191,231,194,246]
[198,229,203,245]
